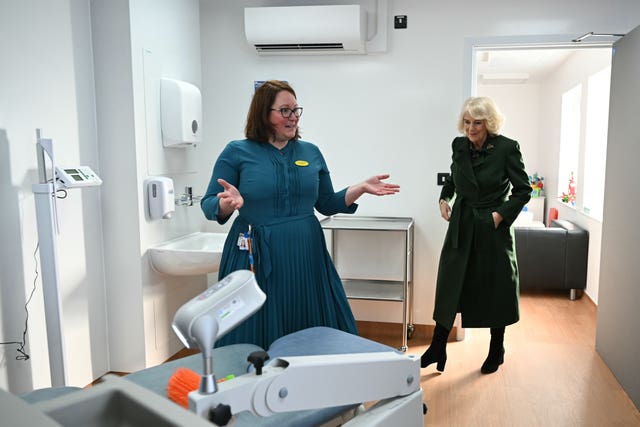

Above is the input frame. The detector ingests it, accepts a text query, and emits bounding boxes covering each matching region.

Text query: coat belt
[450,198,500,250]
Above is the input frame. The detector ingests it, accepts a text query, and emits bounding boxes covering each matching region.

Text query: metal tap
[175,186,201,206]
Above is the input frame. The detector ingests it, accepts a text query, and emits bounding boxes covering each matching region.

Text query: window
[582,66,611,220]
[557,84,581,207]
[557,65,611,221]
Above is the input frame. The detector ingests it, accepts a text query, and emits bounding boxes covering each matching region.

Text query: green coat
[434,134,531,330]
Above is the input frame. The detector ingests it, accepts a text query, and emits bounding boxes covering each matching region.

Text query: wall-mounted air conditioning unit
[244,5,367,55]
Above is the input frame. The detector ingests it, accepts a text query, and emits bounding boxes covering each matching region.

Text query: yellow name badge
[294,160,309,167]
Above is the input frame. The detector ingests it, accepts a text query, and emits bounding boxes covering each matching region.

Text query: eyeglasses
[270,107,303,118]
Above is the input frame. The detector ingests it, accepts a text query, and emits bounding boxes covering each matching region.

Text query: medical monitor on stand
[32,129,102,387]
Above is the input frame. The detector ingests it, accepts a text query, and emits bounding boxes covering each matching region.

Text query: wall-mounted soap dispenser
[160,78,202,147]
[147,176,175,220]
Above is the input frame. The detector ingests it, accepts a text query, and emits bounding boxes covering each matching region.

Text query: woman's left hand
[362,174,400,196]
[492,211,503,229]
[345,174,400,206]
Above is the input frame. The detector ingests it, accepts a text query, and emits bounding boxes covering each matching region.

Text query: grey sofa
[514,219,588,300]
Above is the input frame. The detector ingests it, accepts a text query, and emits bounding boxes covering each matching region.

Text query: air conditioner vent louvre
[255,43,344,52]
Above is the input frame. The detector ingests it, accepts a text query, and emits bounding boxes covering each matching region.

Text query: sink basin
[33,374,213,426]
[149,232,227,276]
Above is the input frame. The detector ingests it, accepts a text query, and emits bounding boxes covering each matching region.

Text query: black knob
[247,350,270,375]
[209,403,232,425]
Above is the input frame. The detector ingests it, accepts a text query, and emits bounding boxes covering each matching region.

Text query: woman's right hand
[439,200,451,221]
[217,178,244,217]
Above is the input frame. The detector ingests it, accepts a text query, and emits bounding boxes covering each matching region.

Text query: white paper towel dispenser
[160,78,202,147]
[147,176,175,220]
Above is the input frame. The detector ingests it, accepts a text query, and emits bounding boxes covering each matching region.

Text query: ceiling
[476,49,577,84]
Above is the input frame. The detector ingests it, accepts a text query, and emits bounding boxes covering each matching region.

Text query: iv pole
[32,129,67,387]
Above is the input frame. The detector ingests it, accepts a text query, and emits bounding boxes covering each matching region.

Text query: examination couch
[514,219,589,300]
[125,326,401,426]
[16,327,422,426]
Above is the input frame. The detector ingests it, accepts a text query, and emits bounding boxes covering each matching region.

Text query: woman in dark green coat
[421,97,531,374]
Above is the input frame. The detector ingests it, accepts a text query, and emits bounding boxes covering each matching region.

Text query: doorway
[468,41,613,304]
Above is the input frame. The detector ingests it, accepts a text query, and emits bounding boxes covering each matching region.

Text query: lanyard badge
[237,225,255,272]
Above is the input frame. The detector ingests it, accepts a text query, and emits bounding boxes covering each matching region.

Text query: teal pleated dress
[201,139,358,349]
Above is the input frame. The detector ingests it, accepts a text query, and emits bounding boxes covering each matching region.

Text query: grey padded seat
[514,219,589,300]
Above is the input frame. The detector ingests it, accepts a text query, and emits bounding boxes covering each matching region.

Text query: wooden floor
[360,289,640,427]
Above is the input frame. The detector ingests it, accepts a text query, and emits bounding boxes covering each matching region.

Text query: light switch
[394,15,407,29]
[437,173,450,186]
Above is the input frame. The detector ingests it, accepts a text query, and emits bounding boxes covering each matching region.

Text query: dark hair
[245,80,301,143]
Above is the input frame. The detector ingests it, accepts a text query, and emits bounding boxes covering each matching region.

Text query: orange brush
[167,367,237,408]
[167,367,200,408]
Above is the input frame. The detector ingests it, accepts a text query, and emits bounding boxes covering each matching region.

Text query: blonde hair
[457,97,504,136]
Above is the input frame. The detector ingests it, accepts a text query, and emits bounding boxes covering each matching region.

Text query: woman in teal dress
[201,80,399,349]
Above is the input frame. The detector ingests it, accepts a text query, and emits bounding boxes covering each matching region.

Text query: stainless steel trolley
[320,215,415,351]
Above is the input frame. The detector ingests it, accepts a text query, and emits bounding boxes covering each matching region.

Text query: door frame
[454,35,619,341]
[463,34,619,98]
[463,34,616,306]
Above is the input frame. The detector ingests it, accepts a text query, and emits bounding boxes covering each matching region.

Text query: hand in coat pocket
[492,211,503,229]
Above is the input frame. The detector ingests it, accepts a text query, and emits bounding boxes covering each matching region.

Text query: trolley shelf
[341,279,405,301]
[319,215,413,231]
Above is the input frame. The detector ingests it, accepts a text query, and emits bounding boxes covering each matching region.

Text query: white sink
[149,232,227,276]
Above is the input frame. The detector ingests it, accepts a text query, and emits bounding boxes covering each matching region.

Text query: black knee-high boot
[481,326,505,374]
[420,323,450,371]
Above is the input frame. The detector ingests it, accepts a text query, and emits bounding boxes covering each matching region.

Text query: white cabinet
[524,197,545,222]
[320,215,414,351]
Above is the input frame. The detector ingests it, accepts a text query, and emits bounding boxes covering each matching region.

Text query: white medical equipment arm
[188,351,421,419]
[173,270,422,424]
[172,270,266,394]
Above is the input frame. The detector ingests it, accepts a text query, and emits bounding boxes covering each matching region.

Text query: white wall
[129,0,206,369]
[92,0,206,372]
[90,0,147,376]
[597,24,640,409]
[0,0,107,391]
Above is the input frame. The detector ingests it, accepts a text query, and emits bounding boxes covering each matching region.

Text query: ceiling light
[481,72,530,81]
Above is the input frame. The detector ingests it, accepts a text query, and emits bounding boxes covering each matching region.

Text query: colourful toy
[529,173,544,197]
[561,172,576,206]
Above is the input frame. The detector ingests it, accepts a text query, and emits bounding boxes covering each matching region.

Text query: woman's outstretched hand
[345,174,400,206]
[217,178,244,217]
[362,174,400,196]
